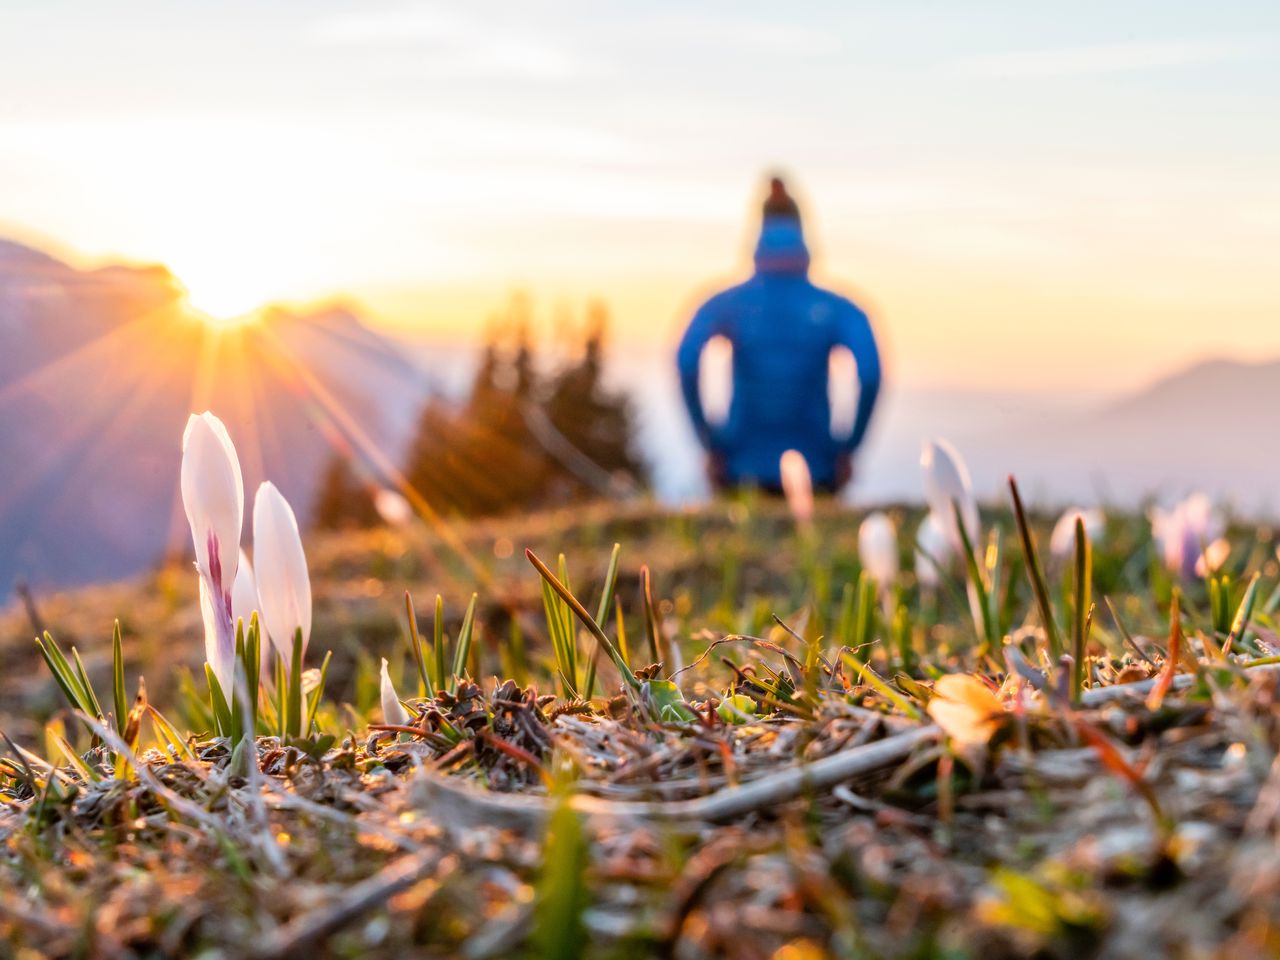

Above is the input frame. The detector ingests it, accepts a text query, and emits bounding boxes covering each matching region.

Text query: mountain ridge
[0,237,430,596]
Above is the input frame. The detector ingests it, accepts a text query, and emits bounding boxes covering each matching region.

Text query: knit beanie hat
[762,177,801,222]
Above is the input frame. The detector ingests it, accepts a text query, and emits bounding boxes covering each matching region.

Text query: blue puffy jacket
[677,215,881,489]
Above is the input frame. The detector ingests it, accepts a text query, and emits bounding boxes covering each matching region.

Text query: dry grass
[3,499,1280,958]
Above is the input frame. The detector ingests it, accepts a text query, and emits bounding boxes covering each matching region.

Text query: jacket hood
[753,215,810,275]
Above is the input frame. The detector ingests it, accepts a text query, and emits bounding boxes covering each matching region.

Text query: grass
[3,492,1280,957]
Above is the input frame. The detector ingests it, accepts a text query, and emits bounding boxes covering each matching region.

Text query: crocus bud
[181,412,244,693]
[915,512,951,587]
[780,450,814,528]
[380,658,410,726]
[230,550,258,631]
[858,512,898,586]
[197,578,231,695]
[920,439,979,552]
[1151,493,1224,580]
[230,550,276,678]
[374,488,414,527]
[1196,538,1231,578]
[253,481,312,665]
[1049,507,1105,561]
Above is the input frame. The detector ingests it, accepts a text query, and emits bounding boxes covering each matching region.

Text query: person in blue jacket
[677,177,882,493]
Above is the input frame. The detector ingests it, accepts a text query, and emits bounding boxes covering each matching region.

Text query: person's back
[677,177,882,492]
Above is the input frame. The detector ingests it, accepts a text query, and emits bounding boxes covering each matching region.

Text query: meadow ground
[3,494,1280,958]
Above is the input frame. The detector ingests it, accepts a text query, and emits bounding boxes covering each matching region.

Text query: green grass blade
[1009,476,1063,658]
[306,650,332,731]
[594,543,622,629]
[147,705,197,761]
[614,598,630,668]
[286,627,304,739]
[542,576,577,699]
[245,613,261,736]
[451,594,479,690]
[112,620,127,738]
[953,500,994,646]
[433,595,446,696]
[275,650,287,739]
[48,728,99,783]
[205,664,233,739]
[36,632,92,716]
[641,566,665,666]
[1071,516,1093,703]
[580,544,623,700]
[533,795,589,959]
[70,646,104,720]
[404,591,432,697]
[527,549,640,691]
[1225,572,1262,656]
[843,653,922,720]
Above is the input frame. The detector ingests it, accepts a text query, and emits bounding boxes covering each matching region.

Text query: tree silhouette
[400,298,647,519]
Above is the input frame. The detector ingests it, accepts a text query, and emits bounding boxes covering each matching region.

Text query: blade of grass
[954,501,995,646]
[405,592,432,697]
[1104,596,1156,667]
[70,646,104,721]
[1071,516,1093,703]
[1146,589,1183,711]
[541,574,577,699]
[433,595,446,696]
[205,664,233,739]
[35,631,94,716]
[286,627,304,739]
[306,650,332,731]
[1009,476,1063,658]
[147,705,197,761]
[527,549,640,691]
[842,653,922,720]
[641,566,665,666]
[450,594,479,691]
[112,620,127,738]
[1224,572,1262,657]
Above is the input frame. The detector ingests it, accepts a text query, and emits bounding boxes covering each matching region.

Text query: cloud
[305,3,578,80]
[956,38,1272,78]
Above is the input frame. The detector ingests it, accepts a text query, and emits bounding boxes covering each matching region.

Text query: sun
[190,303,260,331]
[173,264,273,329]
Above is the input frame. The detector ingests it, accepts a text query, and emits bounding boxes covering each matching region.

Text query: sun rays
[0,262,493,592]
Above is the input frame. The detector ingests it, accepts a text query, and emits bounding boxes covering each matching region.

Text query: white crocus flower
[920,438,979,552]
[858,512,898,587]
[181,412,244,694]
[1151,493,1225,581]
[780,450,814,528]
[253,481,312,667]
[1196,538,1232,578]
[230,550,277,678]
[380,658,411,726]
[374,488,414,527]
[231,549,258,632]
[1049,507,1106,561]
[915,512,952,588]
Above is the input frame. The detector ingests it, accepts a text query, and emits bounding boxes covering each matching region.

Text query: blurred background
[2,0,1279,597]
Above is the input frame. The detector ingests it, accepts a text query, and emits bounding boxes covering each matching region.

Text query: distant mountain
[0,240,430,596]
[929,357,1280,517]
[395,333,1280,519]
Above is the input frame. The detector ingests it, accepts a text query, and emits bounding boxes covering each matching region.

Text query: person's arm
[834,301,881,452]
[676,298,725,446]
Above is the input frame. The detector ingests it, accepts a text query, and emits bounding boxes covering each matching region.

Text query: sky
[1,0,1278,390]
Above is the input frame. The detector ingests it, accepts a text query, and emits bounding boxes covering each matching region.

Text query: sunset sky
[2,1,1278,390]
